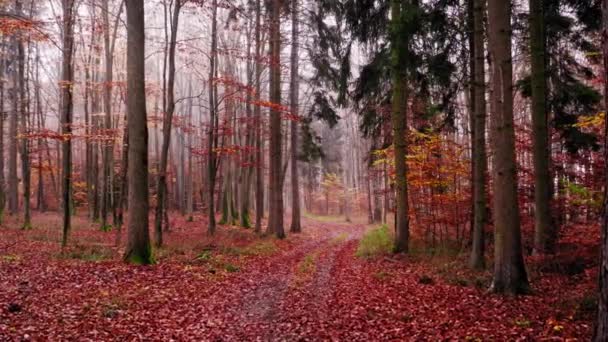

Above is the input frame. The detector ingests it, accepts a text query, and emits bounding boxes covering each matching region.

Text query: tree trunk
[207,0,218,235]
[530,0,555,254]
[101,0,123,231]
[487,0,529,294]
[391,0,409,253]
[155,0,181,246]
[289,0,301,233]
[8,37,18,215]
[123,0,152,264]
[254,0,264,233]
[469,0,488,269]
[60,0,75,247]
[594,0,608,339]
[0,42,6,221]
[17,3,30,229]
[267,0,285,239]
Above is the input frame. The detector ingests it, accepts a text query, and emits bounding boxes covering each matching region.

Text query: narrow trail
[188,220,366,341]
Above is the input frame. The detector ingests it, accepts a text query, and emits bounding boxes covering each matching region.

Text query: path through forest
[0,214,594,340]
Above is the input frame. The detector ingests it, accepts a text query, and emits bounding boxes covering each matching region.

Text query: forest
[0,0,608,340]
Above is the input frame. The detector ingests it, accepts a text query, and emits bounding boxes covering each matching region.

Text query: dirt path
[187,220,365,341]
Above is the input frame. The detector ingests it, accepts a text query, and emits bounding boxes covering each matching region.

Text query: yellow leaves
[574,111,604,129]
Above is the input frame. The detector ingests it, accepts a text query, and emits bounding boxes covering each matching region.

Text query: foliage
[356,225,392,258]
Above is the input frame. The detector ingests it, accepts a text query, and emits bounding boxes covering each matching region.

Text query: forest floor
[0,212,598,340]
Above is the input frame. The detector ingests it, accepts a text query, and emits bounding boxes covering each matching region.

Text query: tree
[289,0,301,233]
[594,0,608,338]
[155,0,182,246]
[266,0,285,239]
[207,0,219,235]
[390,0,409,253]
[529,0,555,254]
[60,0,75,247]
[469,0,488,269]
[487,0,529,294]
[254,0,264,234]
[123,0,152,264]
[101,0,124,231]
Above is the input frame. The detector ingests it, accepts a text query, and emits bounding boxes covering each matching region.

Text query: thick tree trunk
[289,0,301,233]
[155,0,181,246]
[594,0,608,339]
[391,0,409,253]
[487,0,529,294]
[123,0,152,264]
[469,0,488,269]
[530,0,555,254]
[267,0,285,239]
[60,0,75,247]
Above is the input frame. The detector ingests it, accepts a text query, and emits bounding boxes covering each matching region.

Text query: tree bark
[289,0,301,233]
[594,0,608,339]
[529,0,555,254]
[469,0,488,269]
[17,1,30,229]
[60,0,75,247]
[391,0,409,253]
[123,0,152,264]
[207,0,218,235]
[155,0,181,246]
[267,0,285,239]
[254,0,264,233]
[487,0,529,294]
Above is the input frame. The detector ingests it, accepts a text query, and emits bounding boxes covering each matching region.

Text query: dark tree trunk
[530,0,555,254]
[207,0,218,235]
[469,0,488,269]
[60,0,75,247]
[267,0,285,239]
[254,0,264,234]
[487,0,529,294]
[289,0,301,233]
[594,0,608,339]
[123,0,152,264]
[391,0,409,253]
[155,0,181,246]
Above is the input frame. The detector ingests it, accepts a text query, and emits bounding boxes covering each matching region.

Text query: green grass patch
[331,233,349,245]
[0,254,21,262]
[297,252,318,276]
[356,225,392,258]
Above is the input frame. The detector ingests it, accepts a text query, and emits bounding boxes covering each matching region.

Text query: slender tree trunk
[594,0,608,339]
[469,0,488,269]
[530,0,555,254]
[8,37,18,215]
[391,0,409,253]
[254,0,264,233]
[101,0,123,231]
[60,0,75,247]
[289,0,301,233]
[267,0,285,239]
[0,42,6,222]
[155,0,181,246]
[207,0,218,235]
[17,9,30,229]
[123,0,152,264]
[487,0,529,294]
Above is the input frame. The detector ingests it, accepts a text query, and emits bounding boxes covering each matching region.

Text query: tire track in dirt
[187,220,363,341]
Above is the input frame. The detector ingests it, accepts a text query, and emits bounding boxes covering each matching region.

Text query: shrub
[356,225,392,258]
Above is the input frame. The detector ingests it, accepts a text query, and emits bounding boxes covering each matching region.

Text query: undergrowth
[356,225,392,258]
